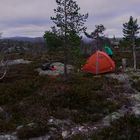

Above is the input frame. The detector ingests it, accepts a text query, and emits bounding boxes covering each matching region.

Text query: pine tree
[44,26,63,50]
[123,16,140,71]
[51,0,88,79]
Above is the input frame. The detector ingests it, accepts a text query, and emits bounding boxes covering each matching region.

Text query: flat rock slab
[0,135,17,140]
[7,59,32,65]
[105,73,129,83]
[0,59,32,67]
[37,62,73,76]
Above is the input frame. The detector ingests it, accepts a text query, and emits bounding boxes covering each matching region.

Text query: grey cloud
[0,0,140,37]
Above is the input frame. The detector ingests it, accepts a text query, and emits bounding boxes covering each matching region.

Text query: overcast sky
[0,0,140,38]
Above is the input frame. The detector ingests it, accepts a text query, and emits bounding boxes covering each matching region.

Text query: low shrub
[91,114,140,140]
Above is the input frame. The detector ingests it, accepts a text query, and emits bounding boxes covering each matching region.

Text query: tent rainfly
[81,51,115,74]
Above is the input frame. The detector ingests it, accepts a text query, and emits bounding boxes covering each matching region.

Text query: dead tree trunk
[0,49,8,80]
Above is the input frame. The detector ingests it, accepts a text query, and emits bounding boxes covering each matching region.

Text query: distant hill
[3,36,45,43]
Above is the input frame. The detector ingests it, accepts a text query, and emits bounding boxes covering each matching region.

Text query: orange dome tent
[81,51,115,74]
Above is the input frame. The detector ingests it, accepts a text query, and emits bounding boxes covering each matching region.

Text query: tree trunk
[132,38,136,71]
[64,0,68,80]
[64,44,68,80]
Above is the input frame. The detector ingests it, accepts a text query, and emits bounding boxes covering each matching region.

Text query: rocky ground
[1,49,140,140]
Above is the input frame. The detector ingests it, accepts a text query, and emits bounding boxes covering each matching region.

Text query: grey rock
[16,125,24,131]
[0,134,17,140]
